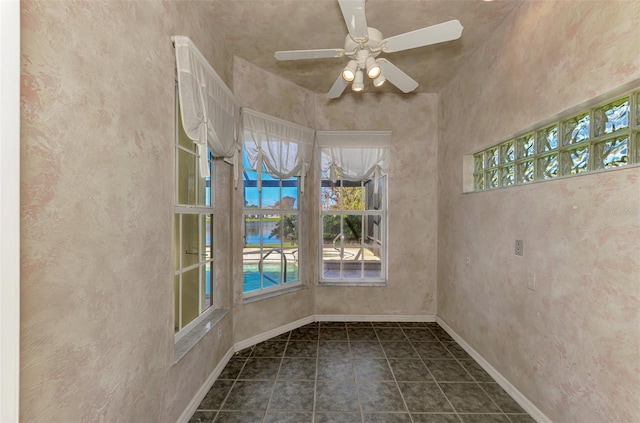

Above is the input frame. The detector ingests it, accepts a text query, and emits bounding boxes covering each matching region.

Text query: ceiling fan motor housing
[345,27,383,60]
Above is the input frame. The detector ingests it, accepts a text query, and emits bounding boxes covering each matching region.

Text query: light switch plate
[527,273,535,290]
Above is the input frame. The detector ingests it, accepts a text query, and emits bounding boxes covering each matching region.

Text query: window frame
[318,173,388,286]
[173,84,216,342]
[241,149,303,299]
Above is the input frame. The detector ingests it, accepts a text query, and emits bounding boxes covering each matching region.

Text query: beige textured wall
[20,1,235,421]
[314,92,440,316]
[437,2,640,422]
[231,57,317,342]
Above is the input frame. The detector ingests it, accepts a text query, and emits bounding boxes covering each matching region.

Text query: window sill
[319,281,387,287]
[242,284,307,305]
[463,161,640,194]
[174,308,229,363]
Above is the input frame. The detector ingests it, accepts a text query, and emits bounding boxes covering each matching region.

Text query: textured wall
[314,92,440,316]
[230,58,439,340]
[437,1,640,422]
[231,57,317,342]
[20,1,235,421]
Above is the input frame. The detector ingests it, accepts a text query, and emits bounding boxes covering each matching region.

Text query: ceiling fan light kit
[274,0,464,98]
[342,60,358,81]
[373,74,386,87]
[365,56,381,79]
[352,69,364,91]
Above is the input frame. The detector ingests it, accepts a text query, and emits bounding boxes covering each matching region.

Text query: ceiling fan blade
[274,49,345,61]
[381,20,464,53]
[327,75,349,99]
[378,59,418,93]
[338,0,368,43]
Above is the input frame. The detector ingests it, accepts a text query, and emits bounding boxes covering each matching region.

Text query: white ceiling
[210,0,521,95]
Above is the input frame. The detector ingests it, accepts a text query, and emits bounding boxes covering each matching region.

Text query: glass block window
[516,134,535,159]
[516,160,535,184]
[593,136,628,170]
[537,154,558,180]
[561,145,589,176]
[562,113,589,146]
[472,88,639,191]
[474,172,485,191]
[594,98,629,137]
[474,153,484,173]
[486,147,499,169]
[500,141,515,164]
[536,125,558,154]
[500,165,515,187]
[487,169,499,189]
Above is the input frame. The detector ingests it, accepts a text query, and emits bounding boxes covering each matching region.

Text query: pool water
[206,264,299,294]
[243,263,299,293]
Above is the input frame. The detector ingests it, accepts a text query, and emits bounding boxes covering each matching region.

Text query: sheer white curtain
[316,131,391,192]
[172,35,241,177]
[242,108,315,192]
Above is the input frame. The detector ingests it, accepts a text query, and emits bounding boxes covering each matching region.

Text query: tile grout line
[442,329,514,420]
[260,335,288,423]
[381,326,416,423]
[214,347,253,421]
[412,325,463,422]
[345,325,366,423]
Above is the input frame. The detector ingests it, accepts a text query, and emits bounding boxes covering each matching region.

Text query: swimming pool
[205,263,299,294]
[243,262,299,293]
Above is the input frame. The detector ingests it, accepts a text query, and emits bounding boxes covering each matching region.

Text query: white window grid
[174,85,215,338]
[241,167,302,298]
[173,209,214,334]
[473,89,639,191]
[319,176,388,284]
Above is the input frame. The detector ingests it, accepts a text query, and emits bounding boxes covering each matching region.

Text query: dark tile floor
[189,322,536,423]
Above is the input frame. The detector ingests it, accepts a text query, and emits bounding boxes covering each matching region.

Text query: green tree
[269,215,298,245]
[321,184,363,242]
[268,196,298,245]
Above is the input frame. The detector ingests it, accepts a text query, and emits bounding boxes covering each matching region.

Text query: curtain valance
[316,131,391,186]
[242,108,315,192]
[172,35,241,177]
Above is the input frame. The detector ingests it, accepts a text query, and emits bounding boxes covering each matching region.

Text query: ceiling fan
[274,0,464,98]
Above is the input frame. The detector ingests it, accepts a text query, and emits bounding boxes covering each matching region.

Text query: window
[173,96,214,335]
[240,108,314,298]
[172,36,240,338]
[242,150,301,296]
[473,88,639,191]
[320,174,387,283]
[316,131,390,285]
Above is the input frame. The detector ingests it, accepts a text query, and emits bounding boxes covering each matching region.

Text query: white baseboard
[176,346,234,423]
[233,315,315,351]
[233,314,436,352]
[316,314,437,322]
[436,317,551,423]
